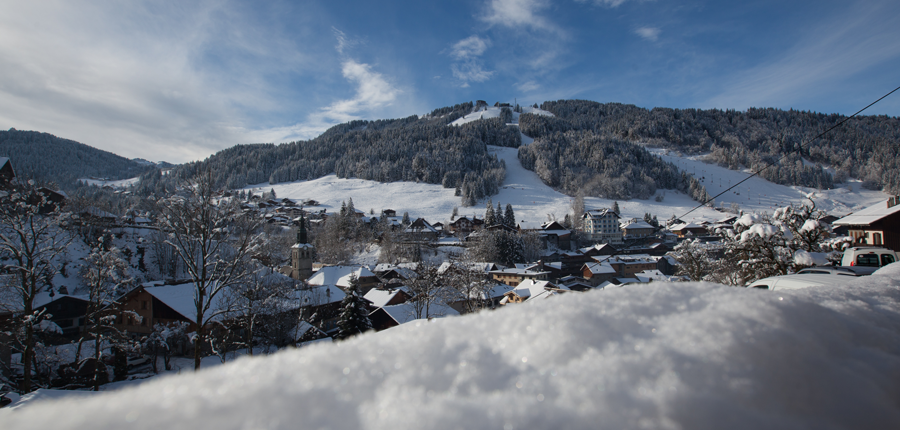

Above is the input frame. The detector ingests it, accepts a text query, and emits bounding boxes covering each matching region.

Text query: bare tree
[157,172,262,370]
[77,238,133,391]
[223,265,295,355]
[0,182,72,392]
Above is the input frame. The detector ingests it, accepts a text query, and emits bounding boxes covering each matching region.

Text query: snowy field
[5,265,900,429]
[650,148,885,216]
[247,137,887,230]
[78,177,141,188]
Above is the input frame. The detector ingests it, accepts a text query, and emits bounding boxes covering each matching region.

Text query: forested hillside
[0,129,155,188]
[518,131,711,201]
[138,103,519,205]
[521,100,900,193]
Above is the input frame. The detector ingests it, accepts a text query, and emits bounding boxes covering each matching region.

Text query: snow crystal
[5,267,900,429]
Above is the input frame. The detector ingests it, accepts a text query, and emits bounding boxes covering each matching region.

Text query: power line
[678,84,900,220]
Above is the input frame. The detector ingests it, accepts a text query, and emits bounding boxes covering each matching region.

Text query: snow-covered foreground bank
[6,265,900,429]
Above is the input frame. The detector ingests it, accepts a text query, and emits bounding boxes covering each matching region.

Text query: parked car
[841,246,898,268]
[796,266,861,276]
[746,274,851,290]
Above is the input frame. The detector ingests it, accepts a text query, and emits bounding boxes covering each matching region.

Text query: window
[873,233,882,245]
[883,254,896,266]
[857,254,880,267]
[141,300,148,310]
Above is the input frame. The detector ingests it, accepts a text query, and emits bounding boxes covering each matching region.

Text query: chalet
[294,284,345,334]
[34,293,90,338]
[557,276,594,292]
[488,268,550,287]
[538,221,572,250]
[581,209,623,244]
[622,220,655,240]
[381,209,397,218]
[446,283,514,314]
[0,157,15,189]
[364,287,412,310]
[448,215,483,235]
[581,262,618,286]
[78,207,118,225]
[402,218,440,242]
[112,283,211,337]
[605,255,659,277]
[368,302,459,331]
[833,196,900,252]
[669,222,709,238]
[499,280,566,305]
[307,265,380,294]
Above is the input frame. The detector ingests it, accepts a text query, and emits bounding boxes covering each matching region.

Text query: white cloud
[452,61,495,85]
[701,2,900,112]
[480,0,555,31]
[248,60,402,143]
[448,35,495,87]
[517,80,541,92]
[451,36,490,60]
[333,27,357,55]
[635,26,660,42]
[575,0,636,7]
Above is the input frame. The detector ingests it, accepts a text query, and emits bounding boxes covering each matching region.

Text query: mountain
[0,128,157,189]
[520,100,900,194]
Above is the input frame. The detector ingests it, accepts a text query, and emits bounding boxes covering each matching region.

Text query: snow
[78,177,141,188]
[10,266,900,428]
[793,250,831,266]
[449,105,554,126]
[649,148,889,216]
[6,265,900,428]
[248,130,888,233]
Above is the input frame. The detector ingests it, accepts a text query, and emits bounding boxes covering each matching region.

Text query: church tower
[291,212,316,280]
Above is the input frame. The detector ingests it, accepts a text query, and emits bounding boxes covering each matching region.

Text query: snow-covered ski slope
[251,109,886,228]
[7,265,900,429]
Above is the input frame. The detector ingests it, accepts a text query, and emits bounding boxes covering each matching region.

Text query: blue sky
[1,0,899,164]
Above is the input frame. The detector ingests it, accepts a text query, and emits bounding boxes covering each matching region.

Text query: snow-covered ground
[250,135,887,230]
[6,265,900,429]
[650,148,885,216]
[449,105,554,126]
[78,177,141,188]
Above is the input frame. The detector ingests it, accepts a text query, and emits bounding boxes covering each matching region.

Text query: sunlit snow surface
[6,265,900,429]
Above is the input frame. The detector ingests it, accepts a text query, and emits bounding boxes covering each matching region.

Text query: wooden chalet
[833,196,900,252]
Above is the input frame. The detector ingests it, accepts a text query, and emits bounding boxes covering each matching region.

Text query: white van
[841,247,898,268]
[746,274,850,290]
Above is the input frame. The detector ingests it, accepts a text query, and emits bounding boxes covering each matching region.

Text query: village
[2,153,900,395]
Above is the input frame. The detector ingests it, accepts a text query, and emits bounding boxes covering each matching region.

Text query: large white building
[581,208,623,245]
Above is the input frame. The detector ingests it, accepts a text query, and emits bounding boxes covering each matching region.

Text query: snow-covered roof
[670,222,706,230]
[307,265,377,288]
[833,198,900,226]
[376,302,459,325]
[623,221,654,230]
[364,287,409,309]
[144,283,229,323]
[583,262,617,274]
[293,284,345,306]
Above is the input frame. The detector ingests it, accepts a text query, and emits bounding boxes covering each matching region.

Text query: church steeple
[297,209,308,244]
[291,207,315,281]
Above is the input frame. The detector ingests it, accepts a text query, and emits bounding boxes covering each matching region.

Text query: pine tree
[485,199,495,225]
[402,212,411,226]
[504,204,515,227]
[612,201,620,215]
[337,275,372,340]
